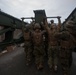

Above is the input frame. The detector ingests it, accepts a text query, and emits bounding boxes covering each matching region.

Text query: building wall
[0,26,5,42]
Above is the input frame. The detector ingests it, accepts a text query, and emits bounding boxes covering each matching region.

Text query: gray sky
[0,0,76,23]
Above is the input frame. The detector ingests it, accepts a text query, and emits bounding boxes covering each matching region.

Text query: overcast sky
[0,0,76,23]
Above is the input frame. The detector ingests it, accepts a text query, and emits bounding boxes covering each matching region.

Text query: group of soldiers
[21,17,76,75]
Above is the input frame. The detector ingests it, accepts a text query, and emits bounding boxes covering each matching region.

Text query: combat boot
[54,65,58,72]
[36,62,39,69]
[63,73,68,75]
[49,65,53,71]
[39,63,43,69]
[37,63,43,70]
[26,59,31,66]
[63,71,69,75]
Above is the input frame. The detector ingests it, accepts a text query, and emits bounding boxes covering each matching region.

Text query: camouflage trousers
[24,42,32,63]
[48,46,59,68]
[60,48,72,75]
[33,45,45,65]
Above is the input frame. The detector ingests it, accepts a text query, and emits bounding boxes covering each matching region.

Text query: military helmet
[67,21,75,24]
[50,20,54,23]
[66,20,75,29]
[34,23,41,29]
[60,31,70,41]
[24,24,29,31]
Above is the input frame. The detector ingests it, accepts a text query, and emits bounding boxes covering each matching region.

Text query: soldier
[44,17,61,71]
[32,23,45,70]
[59,31,75,75]
[66,20,76,51]
[22,19,32,66]
[50,20,56,26]
[66,20,76,52]
[29,20,35,31]
[54,21,76,75]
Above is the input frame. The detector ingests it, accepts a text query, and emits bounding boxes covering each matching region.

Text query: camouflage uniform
[58,30,75,75]
[24,41,32,64]
[33,23,45,69]
[44,17,61,71]
[59,20,76,75]
[33,44,45,66]
[48,46,59,69]
[60,47,72,75]
[22,23,32,65]
[66,20,76,52]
